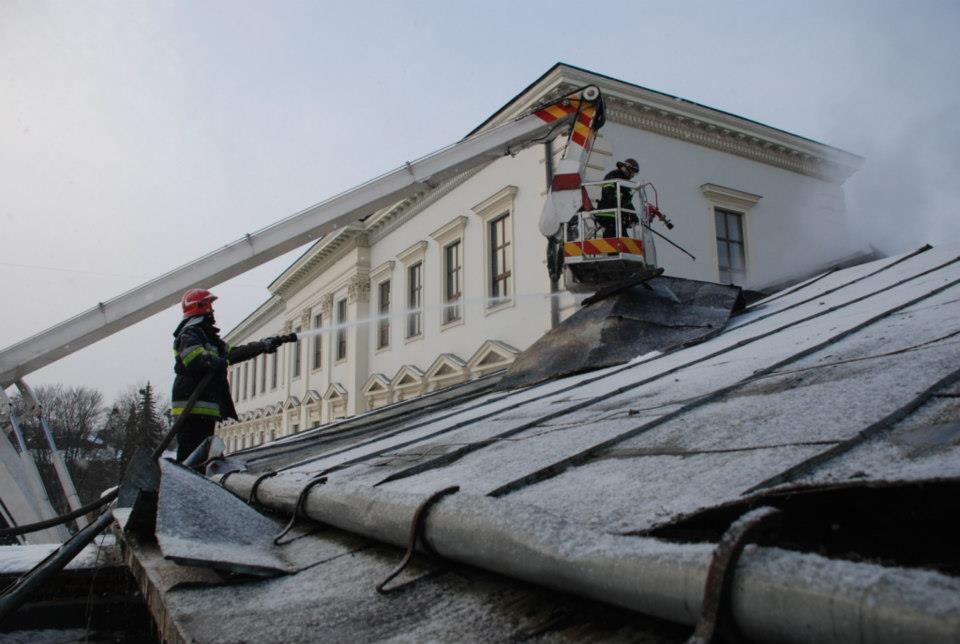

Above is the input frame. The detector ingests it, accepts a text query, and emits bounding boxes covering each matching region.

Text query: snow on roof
[124,243,960,640]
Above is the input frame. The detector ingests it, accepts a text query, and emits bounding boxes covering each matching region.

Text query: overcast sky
[1,0,958,403]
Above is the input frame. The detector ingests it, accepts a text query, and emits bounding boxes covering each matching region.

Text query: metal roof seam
[744,364,960,494]
[486,273,960,498]
[246,382,504,469]
[735,244,932,332]
[373,257,960,489]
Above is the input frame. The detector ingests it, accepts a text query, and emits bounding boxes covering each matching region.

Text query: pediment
[425,353,467,380]
[282,396,301,410]
[322,383,348,402]
[467,340,520,371]
[391,365,425,389]
[362,373,392,395]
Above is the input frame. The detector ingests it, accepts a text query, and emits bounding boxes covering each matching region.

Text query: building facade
[218,63,863,452]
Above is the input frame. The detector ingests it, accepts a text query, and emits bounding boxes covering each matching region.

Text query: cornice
[269,225,366,299]
[366,166,485,244]
[224,295,284,344]
[476,64,863,183]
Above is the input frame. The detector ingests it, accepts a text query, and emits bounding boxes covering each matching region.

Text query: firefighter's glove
[261,336,283,353]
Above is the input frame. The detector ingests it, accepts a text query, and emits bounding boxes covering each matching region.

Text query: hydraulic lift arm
[0,86,605,387]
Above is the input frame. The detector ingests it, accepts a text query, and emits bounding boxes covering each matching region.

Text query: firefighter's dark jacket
[171,315,266,420]
[597,168,635,211]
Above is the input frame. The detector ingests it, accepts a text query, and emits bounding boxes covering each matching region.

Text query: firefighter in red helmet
[171,288,284,463]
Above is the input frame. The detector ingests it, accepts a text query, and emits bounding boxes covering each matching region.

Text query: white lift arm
[0,86,604,387]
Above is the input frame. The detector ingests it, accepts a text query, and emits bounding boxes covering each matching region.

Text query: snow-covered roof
[119,243,960,641]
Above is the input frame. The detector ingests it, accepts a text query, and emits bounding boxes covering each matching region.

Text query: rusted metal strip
[273,475,327,546]
[247,471,278,506]
[218,469,240,489]
[687,506,782,644]
[376,486,460,594]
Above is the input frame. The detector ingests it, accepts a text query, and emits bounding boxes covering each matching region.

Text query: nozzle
[281,333,298,344]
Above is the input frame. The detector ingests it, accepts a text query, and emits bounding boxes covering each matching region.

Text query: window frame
[312,313,323,371]
[335,298,348,362]
[396,241,427,343]
[406,262,423,339]
[258,353,266,394]
[443,240,463,325]
[270,351,278,390]
[377,279,391,350]
[488,213,512,305]
[699,183,761,286]
[291,326,302,379]
[471,186,517,316]
[715,208,746,285]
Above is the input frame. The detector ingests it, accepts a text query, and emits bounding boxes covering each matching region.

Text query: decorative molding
[361,373,392,395]
[471,185,518,218]
[299,310,312,327]
[322,382,348,401]
[320,294,334,317]
[281,320,293,334]
[430,215,468,245]
[467,340,520,376]
[700,183,763,212]
[347,276,370,304]
[366,166,485,244]
[474,64,862,183]
[396,240,428,265]
[269,225,366,299]
[369,260,395,283]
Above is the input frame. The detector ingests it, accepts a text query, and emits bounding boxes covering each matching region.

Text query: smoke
[844,107,960,255]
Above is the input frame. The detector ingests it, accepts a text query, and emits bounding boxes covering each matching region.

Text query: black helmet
[617,158,640,173]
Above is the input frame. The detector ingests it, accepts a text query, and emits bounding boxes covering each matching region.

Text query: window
[292,327,302,378]
[233,367,240,401]
[249,358,256,399]
[270,352,278,390]
[242,363,248,400]
[715,208,746,284]
[335,299,348,361]
[407,262,423,338]
[444,241,462,324]
[258,354,266,394]
[312,313,322,370]
[377,280,391,349]
[489,213,512,303]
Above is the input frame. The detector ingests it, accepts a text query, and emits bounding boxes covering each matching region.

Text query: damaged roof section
[120,243,960,642]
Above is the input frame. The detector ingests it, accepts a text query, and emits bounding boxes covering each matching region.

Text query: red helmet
[181,288,217,318]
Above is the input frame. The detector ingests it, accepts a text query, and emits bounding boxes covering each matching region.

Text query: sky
[1,0,958,404]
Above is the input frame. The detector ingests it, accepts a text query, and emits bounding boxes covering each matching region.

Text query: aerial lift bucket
[499,275,744,390]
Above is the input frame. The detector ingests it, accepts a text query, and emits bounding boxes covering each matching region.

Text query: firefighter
[171,288,283,463]
[596,158,640,238]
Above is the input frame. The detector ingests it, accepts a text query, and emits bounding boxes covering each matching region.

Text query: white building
[218,63,863,452]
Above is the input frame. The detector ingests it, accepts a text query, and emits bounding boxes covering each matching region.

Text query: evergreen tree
[137,382,165,449]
